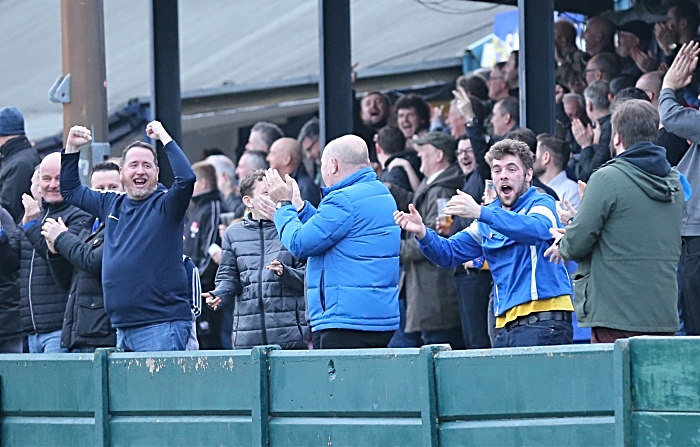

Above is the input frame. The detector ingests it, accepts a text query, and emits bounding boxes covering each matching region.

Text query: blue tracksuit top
[274,167,400,332]
[60,141,196,328]
[417,187,572,316]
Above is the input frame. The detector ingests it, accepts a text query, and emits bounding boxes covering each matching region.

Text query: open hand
[22,194,41,225]
[630,48,659,73]
[544,227,567,264]
[394,204,427,239]
[556,200,577,226]
[255,194,277,221]
[572,119,593,148]
[444,190,481,219]
[452,86,475,120]
[662,41,700,91]
[264,169,293,203]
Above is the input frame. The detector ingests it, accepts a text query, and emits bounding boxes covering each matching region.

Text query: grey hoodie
[659,88,700,236]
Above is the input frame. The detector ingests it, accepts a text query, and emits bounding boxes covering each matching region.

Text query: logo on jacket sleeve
[190,221,200,238]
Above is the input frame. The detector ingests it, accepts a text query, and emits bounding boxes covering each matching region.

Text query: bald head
[267,137,303,178]
[39,152,62,203]
[636,71,664,108]
[320,135,370,187]
[584,16,616,56]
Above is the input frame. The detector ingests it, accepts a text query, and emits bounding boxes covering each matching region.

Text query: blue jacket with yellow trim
[274,167,400,332]
[417,187,572,316]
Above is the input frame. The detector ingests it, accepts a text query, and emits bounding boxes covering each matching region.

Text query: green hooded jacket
[559,143,684,333]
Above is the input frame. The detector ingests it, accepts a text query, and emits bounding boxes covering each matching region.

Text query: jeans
[116,320,191,352]
[493,319,573,348]
[679,236,700,335]
[186,318,199,351]
[387,298,423,348]
[28,330,68,353]
[454,270,492,349]
[421,327,465,349]
[0,336,24,353]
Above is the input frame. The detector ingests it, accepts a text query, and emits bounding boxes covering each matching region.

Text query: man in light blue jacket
[266,135,400,349]
[396,139,573,348]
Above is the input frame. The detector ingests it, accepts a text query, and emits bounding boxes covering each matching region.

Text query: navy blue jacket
[60,141,196,328]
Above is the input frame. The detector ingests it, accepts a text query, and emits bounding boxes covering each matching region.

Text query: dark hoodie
[559,141,684,333]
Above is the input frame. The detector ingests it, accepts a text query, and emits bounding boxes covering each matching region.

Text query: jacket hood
[615,141,671,177]
[609,142,681,202]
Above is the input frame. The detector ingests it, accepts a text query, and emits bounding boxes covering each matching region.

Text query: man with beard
[354,91,391,162]
[395,139,573,348]
[60,121,197,352]
[534,135,580,210]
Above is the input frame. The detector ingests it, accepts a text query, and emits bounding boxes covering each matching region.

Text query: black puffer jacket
[19,200,90,334]
[49,221,116,350]
[0,207,22,340]
[211,216,308,350]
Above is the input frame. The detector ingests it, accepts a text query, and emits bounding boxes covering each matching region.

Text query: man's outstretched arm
[61,126,115,220]
[147,121,196,218]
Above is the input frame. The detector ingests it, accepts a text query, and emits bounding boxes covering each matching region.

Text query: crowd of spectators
[0,1,699,352]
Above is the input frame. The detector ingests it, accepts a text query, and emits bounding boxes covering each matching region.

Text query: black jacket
[19,200,90,334]
[0,136,41,223]
[212,216,308,350]
[184,190,224,291]
[291,163,321,208]
[381,150,423,193]
[0,207,22,340]
[49,221,116,349]
[571,114,612,182]
[450,169,484,235]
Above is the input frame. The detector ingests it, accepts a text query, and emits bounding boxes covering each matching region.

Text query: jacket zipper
[320,269,326,312]
[27,208,50,333]
[257,222,268,345]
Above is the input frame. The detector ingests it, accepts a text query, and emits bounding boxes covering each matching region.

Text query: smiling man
[395,139,574,348]
[60,121,197,352]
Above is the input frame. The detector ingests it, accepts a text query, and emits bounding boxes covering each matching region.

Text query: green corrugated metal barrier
[0,337,697,446]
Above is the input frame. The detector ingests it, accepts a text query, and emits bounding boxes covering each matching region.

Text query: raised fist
[65,126,92,153]
[145,120,172,145]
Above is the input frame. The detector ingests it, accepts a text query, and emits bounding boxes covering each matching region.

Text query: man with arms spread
[267,135,400,349]
[60,121,196,352]
[396,139,573,348]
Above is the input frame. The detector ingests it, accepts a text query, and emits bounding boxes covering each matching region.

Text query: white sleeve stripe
[464,220,482,243]
[528,205,557,227]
